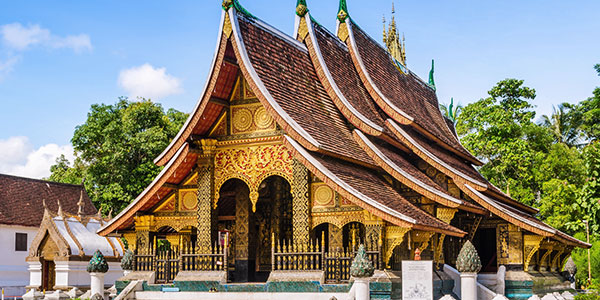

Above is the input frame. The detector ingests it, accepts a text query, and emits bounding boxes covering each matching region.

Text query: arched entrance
[253,175,292,281]
[217,176,292,282]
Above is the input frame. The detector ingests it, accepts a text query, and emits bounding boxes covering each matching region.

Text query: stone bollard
[460,272,477,300]
[90,272,105,298]
[349,245,374,300]
[496,265,506,295]
[456,241,482,300]
[354,278,370,300]
[87,250,109,300]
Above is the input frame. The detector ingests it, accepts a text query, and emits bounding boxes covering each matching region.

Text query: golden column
[196,139,217,252]
[134,215,155,254]
[291,159,310,245]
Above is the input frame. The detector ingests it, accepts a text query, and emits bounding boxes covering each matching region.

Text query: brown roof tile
[350,22,477,163]
[312,22,386,128]
[0,174,96,227]
[236,13,373,165]
[310,151,464,236]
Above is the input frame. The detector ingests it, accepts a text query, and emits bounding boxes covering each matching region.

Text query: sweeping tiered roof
[98,0,589,248]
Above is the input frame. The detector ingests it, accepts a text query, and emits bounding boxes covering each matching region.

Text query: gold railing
[271,233,325,271]
[134,241,228,284]
[270,233,382,283]
[180,242,228,274]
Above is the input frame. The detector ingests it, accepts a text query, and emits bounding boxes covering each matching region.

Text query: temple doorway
[217,176,292,282]
[41,260,55,291]
[475,228,497,272]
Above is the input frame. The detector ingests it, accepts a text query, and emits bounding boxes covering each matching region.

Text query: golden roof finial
[383,0,406,66]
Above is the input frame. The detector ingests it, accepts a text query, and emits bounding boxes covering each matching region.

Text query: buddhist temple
[100,1,589,298]
[26,197,124,292]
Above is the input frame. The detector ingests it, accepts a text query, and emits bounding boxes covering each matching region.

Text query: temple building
[25,199,124,292]
[100,1,589,298]
[0,174,96,297]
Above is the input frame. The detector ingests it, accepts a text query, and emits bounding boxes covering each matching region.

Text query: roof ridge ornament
[296,0,308,17]
[77,190,85,217]
[222,0,233,11]
[428,59,436,91]
[337,0,349,23]
[383,1,407,66]
[57,199,64,217]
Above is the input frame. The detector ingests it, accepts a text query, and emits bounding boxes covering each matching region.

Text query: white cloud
[0,23,92,52]
[0,55,20,80]
[0,136,74,179]
[118,63,183,100]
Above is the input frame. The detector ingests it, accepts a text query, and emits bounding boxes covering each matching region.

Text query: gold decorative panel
[291,159,310,245]
[179,189,198,211]
[523,234,543,272]
[497,224,524,266]
[385,226,410,267]
[311,210,366,229]
[231,103,275,135]
[214,143,294,212]
[153,194,176,213]
[340,197,354,206]
[312,183,334,207]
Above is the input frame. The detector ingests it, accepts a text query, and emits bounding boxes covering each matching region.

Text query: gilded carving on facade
[523,234,543,272]
[291,159,310,245]
[231,103,276,135]
[497,224,509,259]
[179,189,198,211]
[384,226,410,266]
[154,216,197,232]
[312,183,335,207]
[329,223,343,252]
[213,143,294,212]
[311,210,366,230]
[235,187,250,260]
[434,207,457,264]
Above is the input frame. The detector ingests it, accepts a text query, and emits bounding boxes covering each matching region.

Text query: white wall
[0,224,38,297]
[55,261,123,289]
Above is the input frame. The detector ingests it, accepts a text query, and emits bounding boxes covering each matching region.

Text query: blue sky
[1,0,599,178]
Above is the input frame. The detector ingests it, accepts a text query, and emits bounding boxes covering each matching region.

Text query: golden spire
[383,1,406,66]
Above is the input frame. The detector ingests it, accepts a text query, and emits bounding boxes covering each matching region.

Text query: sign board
[402,260,433,300]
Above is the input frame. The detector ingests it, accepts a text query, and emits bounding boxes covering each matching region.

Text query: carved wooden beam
[523,234,543,272]
[209,96,229,107]
[163,183,178,189]
[384,226,410,268]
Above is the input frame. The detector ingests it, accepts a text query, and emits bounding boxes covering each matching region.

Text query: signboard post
[402,260,433,300]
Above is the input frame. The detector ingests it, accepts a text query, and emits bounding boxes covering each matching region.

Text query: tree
[47,155,87,185]
[541,103,583,147]
[48,98,188,214]
[456,79,546,205]
[575,65,600,142]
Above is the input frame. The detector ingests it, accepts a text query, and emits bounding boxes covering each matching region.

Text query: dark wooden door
[42,260,55,291]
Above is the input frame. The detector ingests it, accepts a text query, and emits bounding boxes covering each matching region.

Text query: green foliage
[87,250,109,273]
[457,78,543,206]
[46,155,87,185]
[572,233,600,289]
[47,97,188,214]
[575,292,600,300]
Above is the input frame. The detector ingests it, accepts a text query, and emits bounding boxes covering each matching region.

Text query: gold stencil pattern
[313,184,334,207]
[196,164,214,252]
[231,103,276,135]
[291,159,310,245]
